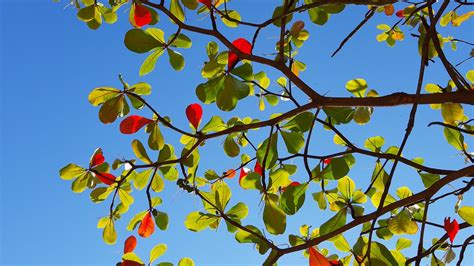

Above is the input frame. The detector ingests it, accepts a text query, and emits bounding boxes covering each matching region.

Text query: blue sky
[1,0,473,265]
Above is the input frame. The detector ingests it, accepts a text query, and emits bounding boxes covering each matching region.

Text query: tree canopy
[58,0,474,265]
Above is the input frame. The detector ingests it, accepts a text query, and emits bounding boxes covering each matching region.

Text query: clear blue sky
[1,0,472,265]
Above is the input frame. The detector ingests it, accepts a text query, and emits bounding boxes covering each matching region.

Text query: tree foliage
[58,0,474,265]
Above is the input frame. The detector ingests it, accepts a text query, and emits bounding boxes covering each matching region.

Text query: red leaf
[96,172,116,185]
[289,181,300,187]
[90,148,105,168]
[186,103,203,130]
[133,4,152,28]
[239,167,250,186]
[123,235,137,254]
[444,217,459,243]
[198,0,212,8]
[122,260,142,266]
[228,38,252,71]
[323,158,332,165]
[396,10,404,18]
[120,115,153,134]
[254,161,263,176]
[309,247,332,266]
[138,211,155,238]
[281,181,300,192]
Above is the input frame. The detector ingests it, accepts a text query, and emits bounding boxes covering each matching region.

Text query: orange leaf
[225,169,236,179]
[124,235,137,254]
[384,4,394,16]
[309,247,332,266]
[138,211,155,238]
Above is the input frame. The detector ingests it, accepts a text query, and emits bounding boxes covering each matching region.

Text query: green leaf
[124,29,163,54]
[59,164,86,180]
[201,116,226,133]
[157,263,173,266]
[226,202,248,220]
[312,191,327,210]
[364,136,385,152]
[90,187,113,203]
[240,172,262,190]
[216,78,237,111]
[268,168,290,191]
[140,48,165,76]
[320,209,347,236]
[77,4,96,22]
[263,194,286,235]
[181,0,198,10]
[330,234,351,252]
[221,10,241,27]
[132,139,153,164]
[134,169,153,190]
[323,107,353,125]
[419,173,440,188]
[337,176,355,200]
[149,244,167,264]
[122,252,144,264]
[281,131,305,154]
[169,33,192,48]
[256,133,278,169]
[119,188,134,206]
[231,63,254,81]
[321,4,345,14]
[441,103,464,124]
[369,241,399,265]
[148,123,164,150]
[224,136,240,157]
[458,206,474,225]
[98,95,129,124]
[346,78,367,97]
[388,210,418,235]
[88,87,120,106]
[103,218,117,245]
[308,6,329,25]
[444,127,465,151]
[283,112,314,132]
[71,172,91,193]
[396,238,412,251]
[170,0,185,22]
[371,161,389,191]
[279,183,307,215]
[466,70,474,83]
[396,186,412,199]
[184,211,218,232]
[353,107,371,125]
[151,172,164,193]
[235,225,269,254]
[154,210,169,230]
[330,157,349,180]
[371,191,397,208]
[168,49,185,71]
[213,181,232,211]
